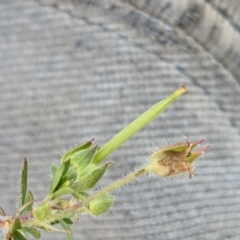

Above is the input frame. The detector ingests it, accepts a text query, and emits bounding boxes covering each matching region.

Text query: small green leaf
[20,158,28,207]
[0,206,6,216]
[59,219,73,240]
[12,230,27,240]
[49,159,71,194]
[21,191,34,214]
[24,227,41,239]
[62,218,73,225]
[11,218,22,233]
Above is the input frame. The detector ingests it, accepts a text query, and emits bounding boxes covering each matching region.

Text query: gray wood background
[0,0,240,239]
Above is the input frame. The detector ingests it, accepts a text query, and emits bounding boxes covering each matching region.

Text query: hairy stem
[82,167,147,206]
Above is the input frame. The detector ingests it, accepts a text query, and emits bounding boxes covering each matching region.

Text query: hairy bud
[147,139,209,178]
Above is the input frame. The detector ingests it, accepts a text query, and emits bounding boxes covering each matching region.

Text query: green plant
[0,86,209,240]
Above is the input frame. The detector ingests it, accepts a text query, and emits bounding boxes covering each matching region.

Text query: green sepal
[88,194,115,216]
[72,191,89,200]
[0,206,6,216]
[71,145,99,170]
[51,164,58,176]
[185,151,203,163]
[86,162,114,189]
[12,230,27,240]
[49,159,71,194]
[67,165,78,182]
[24,227,41,239]
[55,176,70,190]
[59,219,73,240]
[62,158,71,176]
[33,203,51,221]
[70,179,88,192]
[20,158,28,207]
[51,187,75,198]
[62,139,94,162]
[164,145,188,152]
[21,191,34,214]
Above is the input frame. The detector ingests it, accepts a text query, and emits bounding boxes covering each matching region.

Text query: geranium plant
[0,86,209,240]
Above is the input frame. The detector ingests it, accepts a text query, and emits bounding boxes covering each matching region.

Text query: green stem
[19,167,147,228]
[94,86,186,163]
[21,167,147,227]
[82,167,147,206]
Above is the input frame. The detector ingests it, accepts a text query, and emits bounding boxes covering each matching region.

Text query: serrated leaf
[21,191,34,214]
[49,159,71,194]
[12,230,27,240]
[0,206,6,216]
[24,227,41,239]
[20,158,28,207]
[59,219,73,240]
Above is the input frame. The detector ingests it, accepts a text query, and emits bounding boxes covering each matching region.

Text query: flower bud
[33,203,51,222]
[88,194,115,216]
